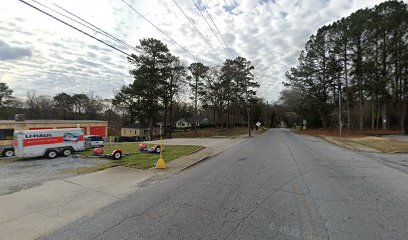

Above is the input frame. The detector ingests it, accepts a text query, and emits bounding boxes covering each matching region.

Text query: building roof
[123,122,149,129]
[0,120,108,124]
[177,118,194,124]
[177,118,209,124]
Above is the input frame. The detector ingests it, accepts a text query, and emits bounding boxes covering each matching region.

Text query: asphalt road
[42,129,408,240]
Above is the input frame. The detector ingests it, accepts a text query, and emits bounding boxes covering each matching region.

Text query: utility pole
[338,75,342,137]
[267,101,270,127]
[246,78,251,137]
[194,75,198,134]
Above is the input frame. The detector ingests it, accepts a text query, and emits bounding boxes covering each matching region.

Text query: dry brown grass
[170,127,252,138]
[297,128,403,138]
[301,129,408,153]
[350,136,408,153]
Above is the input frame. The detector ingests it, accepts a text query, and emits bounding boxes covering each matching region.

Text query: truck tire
[62,148,72,157]
[46,150,58,159]
[2,149,14,157]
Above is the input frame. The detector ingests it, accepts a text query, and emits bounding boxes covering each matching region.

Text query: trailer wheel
[46,150,58,159]
[2,149,14,157]
[62,148,72,157]
[112,151,122,160]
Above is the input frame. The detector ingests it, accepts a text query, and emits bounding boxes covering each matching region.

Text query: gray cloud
[100,56,112,62]
[0,40,32,61]
[77,57,102,67]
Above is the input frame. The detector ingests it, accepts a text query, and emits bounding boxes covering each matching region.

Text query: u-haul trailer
[14,128,85,159]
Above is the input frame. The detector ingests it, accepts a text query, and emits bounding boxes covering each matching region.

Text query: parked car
[0,145,15,157]
[85,135,105,148]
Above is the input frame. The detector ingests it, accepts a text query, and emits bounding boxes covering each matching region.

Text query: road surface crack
[222,174,300,240]
[282,135,331,240]
[89,181,186,240]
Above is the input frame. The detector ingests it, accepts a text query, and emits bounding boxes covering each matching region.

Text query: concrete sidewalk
[0,137,246,240]
[0,167,155,240]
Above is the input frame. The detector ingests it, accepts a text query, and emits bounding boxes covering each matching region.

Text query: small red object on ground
[92,148,104,155]
[138,143,148,149]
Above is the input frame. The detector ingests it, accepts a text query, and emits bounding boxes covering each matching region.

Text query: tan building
[0,120,108,146]
[121,122,160,139]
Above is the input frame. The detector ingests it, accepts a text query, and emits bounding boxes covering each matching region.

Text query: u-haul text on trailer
[14,128,85,159]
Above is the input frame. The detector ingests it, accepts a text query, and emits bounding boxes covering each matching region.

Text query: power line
[119,0,201,62]
[17,0,132,57]
[193,0,233,59]
[171,0,223,63]
[31,0,139,53]
[198,0,235,58]
[52,2,141,53]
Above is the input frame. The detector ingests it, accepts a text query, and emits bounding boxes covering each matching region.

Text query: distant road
[43,129,408,240]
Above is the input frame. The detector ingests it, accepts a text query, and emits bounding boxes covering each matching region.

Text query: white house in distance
[175,118,193,129]
[175,118,211,129]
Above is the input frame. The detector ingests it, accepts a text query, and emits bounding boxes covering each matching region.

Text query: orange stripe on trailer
[23,137,63,146]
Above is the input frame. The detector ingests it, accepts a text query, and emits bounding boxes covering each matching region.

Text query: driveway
[0,156,107,195]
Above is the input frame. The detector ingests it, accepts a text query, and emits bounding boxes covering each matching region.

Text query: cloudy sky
[0,0,393,102]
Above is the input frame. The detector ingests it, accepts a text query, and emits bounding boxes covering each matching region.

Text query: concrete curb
[178,147,228,171]
[390,150,408,154]
[321,136,356,150]
[179,155,210,171]
[183,146,205,155]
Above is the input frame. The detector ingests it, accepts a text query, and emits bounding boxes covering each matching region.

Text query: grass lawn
[75,143,203,172]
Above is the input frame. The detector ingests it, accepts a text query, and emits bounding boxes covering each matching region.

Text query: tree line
[282,0,407,131]
[0,88,120,123]
[113,38,259,139]
[0,85,206,135]
[0,38,261,138]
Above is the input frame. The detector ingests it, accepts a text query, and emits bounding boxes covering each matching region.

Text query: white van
[84,135,105,148]
[14,128,85,159]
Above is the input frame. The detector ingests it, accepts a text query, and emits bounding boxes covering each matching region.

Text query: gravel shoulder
[0,156,108,196]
